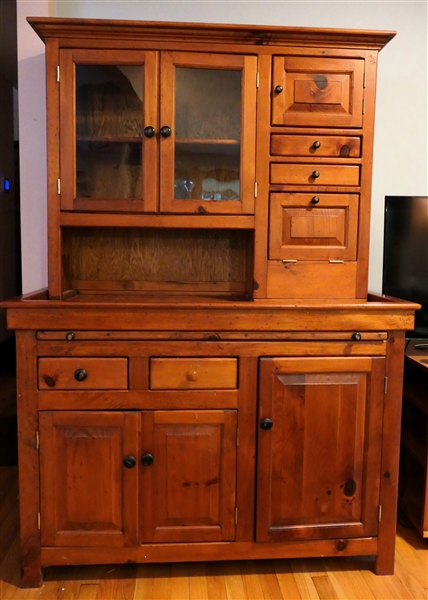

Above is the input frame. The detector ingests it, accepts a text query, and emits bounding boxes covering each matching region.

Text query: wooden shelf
[175,139,240,155]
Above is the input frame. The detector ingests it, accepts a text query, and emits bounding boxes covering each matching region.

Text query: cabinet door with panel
[271,56,364,128]
[39,411,139,547]
[140,410,237,543]
[159,52,257,214]
[59,49,159,213]
[256,356,385,542]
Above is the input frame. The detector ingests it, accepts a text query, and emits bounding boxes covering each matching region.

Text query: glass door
[159,52,257,214]
[60,49,158,212]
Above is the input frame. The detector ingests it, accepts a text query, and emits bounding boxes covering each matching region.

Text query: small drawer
[150,358,238,390]
[271,135,361,158]
[270,163,360,186]
[38,358,128,390]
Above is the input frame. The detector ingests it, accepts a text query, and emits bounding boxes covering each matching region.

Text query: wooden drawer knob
[186,369,199,382]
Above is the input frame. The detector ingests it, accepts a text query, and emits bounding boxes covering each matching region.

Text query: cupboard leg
[16,331,42,588]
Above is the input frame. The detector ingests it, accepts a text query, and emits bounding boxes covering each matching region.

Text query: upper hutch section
[28,17,395,301]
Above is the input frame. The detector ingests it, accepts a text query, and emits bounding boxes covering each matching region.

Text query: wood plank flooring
[0,464,426,600]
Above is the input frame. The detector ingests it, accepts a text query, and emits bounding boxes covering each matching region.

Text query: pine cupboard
[2,17,419,588]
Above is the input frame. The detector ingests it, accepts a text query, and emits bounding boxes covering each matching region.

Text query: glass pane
[75,65,143,199]
[174,68,241,201]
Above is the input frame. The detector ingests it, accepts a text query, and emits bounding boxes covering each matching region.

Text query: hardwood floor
[0,342,426,599]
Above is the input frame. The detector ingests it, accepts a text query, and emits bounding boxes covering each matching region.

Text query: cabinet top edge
[27,16,396,50]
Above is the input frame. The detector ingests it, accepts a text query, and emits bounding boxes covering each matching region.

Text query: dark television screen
[383,196,428,338]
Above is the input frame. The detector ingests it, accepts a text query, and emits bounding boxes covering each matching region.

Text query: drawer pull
[311,196,320,204]
[123,456,137,469]
[74,369,87,382]
[312,141,321,149]
[43,375,56,388]
[65,332,75,341]
[312,170,320,179]
[186,369,199,382]
[141,454,154,466]
[352,332,362,341]
[275,85,283,94]
[260,418,273,430]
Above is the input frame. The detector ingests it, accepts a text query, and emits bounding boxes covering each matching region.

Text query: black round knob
[352,332,362,341]
[123,456,137,469]
[144,126,156,138]
[141,453,154,466]
[312,141,321,149]
[160,126,172,138]
[74,369,87,382]
[311,196,320,204]
[275,85,283,94]
[260,418,273,431]
[312,170,320,179]
[65,332,75,341]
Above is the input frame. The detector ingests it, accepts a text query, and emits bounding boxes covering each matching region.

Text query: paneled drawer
[38,358,129,390]
[271,135,361,158]
[150,358,238,390]
[269,193,358,261]
[270,164,360,186]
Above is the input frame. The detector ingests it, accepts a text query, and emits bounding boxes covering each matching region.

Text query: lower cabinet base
[18,536,397,588]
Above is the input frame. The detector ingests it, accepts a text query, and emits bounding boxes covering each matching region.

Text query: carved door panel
[272,56,364,128]
[256,356,385,541]
[39,411,139,547]
[140,410,237,542]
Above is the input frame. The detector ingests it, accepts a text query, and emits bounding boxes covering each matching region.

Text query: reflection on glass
[75,65,143,199]
[174,67,241,201]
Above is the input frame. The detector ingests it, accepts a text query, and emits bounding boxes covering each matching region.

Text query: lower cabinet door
[140,410,237,543]
[40,411,139,547]
[256,356,385,541]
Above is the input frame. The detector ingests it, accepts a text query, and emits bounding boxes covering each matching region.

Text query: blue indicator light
[4,179,10,192]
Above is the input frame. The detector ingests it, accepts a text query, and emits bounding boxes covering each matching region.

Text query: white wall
[19,1,427,293]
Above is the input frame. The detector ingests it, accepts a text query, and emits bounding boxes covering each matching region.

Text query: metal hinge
[57,179,61,195]
[254,182,258,198]
[256,72,260,88]
[38,512,41,529]
[384,377,388,394]
[363,72,367,88]
[362,98,366,115]
[56,66,60,82]
[36,431,39,450]
[378,505,382,522]
[235,507,238,525]
[236,429,239,447]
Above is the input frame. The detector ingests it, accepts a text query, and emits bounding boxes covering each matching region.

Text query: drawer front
[150,358,238,390]
[271,135,361,158]
[270,164,360,186]
[267,261,357,299]
[269,193,358,261]
[272,56,364,128]
[38,358,129,390]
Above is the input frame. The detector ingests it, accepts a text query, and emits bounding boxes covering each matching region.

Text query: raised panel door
[256,356,385,541]
[272,56,364,128]
[159,52,257,214]
[140,410,237,542]
[39,411,139,547]
[59,49,158,212]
